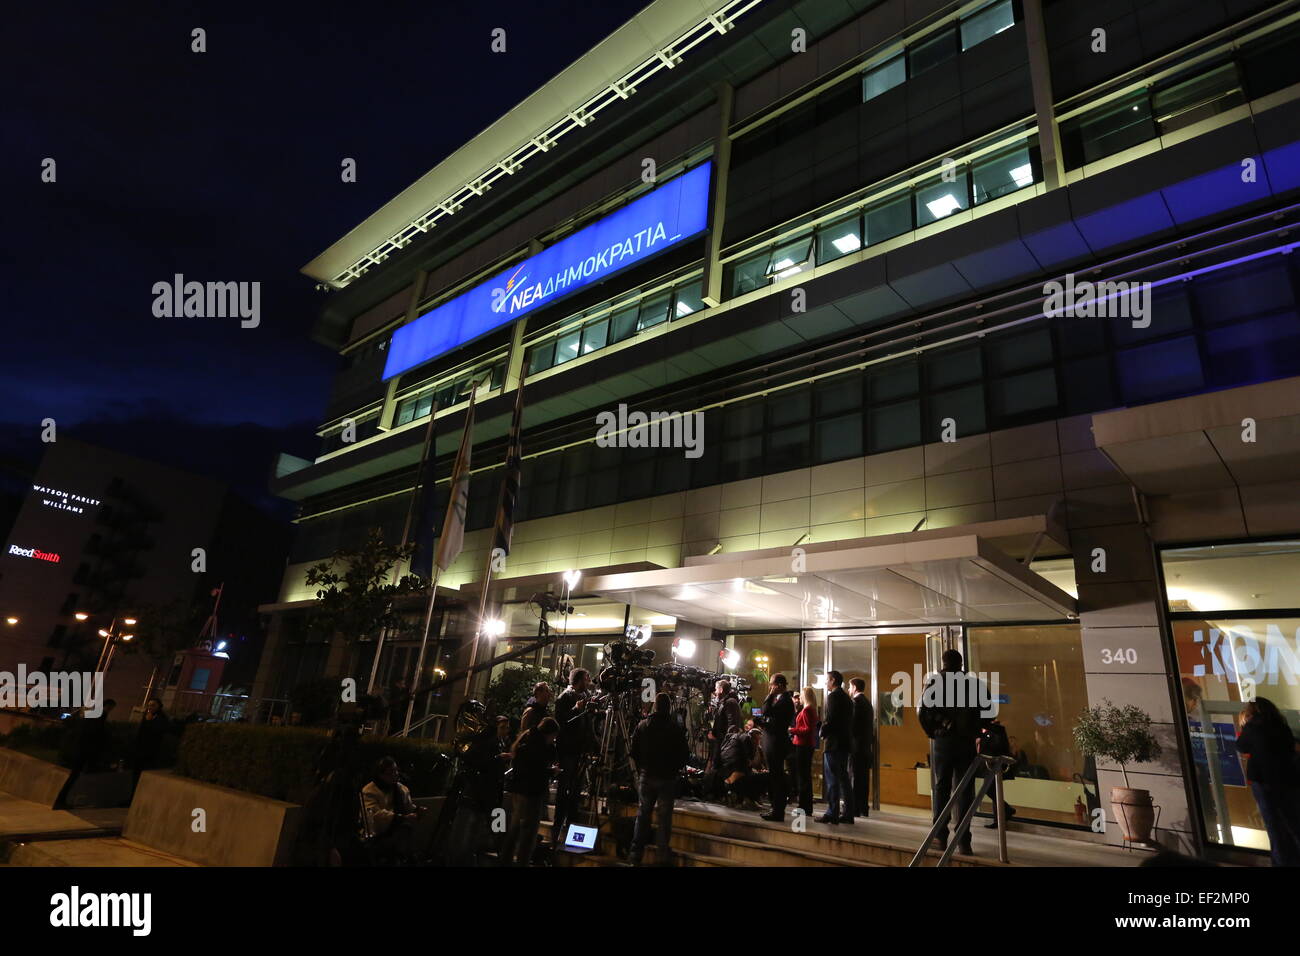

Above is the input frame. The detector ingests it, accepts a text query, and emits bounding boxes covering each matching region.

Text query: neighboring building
[0,438,288,712]
[259,0,1300,863]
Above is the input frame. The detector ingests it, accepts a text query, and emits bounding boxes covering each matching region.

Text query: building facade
[0,438,287,711]
[260,0,1300,862]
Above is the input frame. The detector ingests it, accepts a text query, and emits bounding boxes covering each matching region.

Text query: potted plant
[1073,700,1163,843]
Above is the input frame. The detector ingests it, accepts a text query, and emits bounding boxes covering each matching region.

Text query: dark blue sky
[3,0,650,502]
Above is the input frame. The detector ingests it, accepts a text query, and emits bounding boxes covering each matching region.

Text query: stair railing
[908,753,1016,867]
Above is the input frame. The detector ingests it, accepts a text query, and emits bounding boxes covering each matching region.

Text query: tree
[1073,700,1162,788]
[303,528,425,648]
[484,664,552,728]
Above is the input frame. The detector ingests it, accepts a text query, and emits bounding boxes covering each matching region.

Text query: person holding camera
[628,692,690,865]
[553,668,596,845]
[708,680,742,770]
[756,674,795,822]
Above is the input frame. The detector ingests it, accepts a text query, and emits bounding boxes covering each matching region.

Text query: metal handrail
[908,754,1016,867]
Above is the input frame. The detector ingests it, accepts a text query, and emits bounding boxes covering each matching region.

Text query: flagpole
[401,563,442,735]
[368,404,437,698]
[465,373,525,696]
[401,385,480,735]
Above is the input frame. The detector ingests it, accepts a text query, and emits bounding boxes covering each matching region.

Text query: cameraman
[708,680,742,770]
[552,669,596,844]
[755,674,795,822]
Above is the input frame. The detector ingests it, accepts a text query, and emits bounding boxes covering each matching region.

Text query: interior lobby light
[1009,163,1033,188]
[926,194,962,219]
[4,617,17,626]
[831,232,861,254]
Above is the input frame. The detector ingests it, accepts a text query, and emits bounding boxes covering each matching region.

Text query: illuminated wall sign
[32,484,101,516]
[8,544,62,564]
[382,162,713,380]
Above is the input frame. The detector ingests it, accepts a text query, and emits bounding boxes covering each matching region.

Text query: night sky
[3,0,651,511]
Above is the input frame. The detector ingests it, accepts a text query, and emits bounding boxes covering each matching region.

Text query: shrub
[484,664,552,728]
[175,723,450,803]
[1073,699,1162,788]
[1,717,181,769]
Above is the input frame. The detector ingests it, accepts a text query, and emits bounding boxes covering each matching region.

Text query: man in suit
[848,677,874,820]
[819,670,854,824]
[757,674,795,822]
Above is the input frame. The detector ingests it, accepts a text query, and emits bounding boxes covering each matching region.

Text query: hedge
[174,723,451,803]
[0,718,181,769]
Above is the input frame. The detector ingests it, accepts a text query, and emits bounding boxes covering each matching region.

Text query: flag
[407,405,440,580]
[491,376,526,558]
[434,391,477,573]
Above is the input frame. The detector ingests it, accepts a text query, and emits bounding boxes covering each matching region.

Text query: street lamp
[95,616,140,672]
[4,617,17,626]
[75,612,89,622]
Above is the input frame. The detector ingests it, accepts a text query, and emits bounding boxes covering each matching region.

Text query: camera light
[563,569,582,591]
[721,648,740,670]
[673,637,696,659]
[483,618,507,638]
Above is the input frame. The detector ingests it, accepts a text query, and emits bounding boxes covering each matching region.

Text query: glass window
[864,194,912,246]
[816,375,863,416]
[816,413,864,463]
[580,317,608,354]
[926,346,981,388]
[816,215,862,264]
[862,54,906,102]
[766,234,814,280]
[1115,335,1203,404]
[1060,90,1157,168]
[637,293,671,331]
[915,170,969,226]
[730,250,772,297]
[990,367,1057,418]
[960,0,1015,51]
[928,385,986,439]
[554,328,582,365]
[869,361,919,402]
[673,281,706,318]
[972,144,1035,204]
[1162,542,1300,613]
[987,329,1053,375]
[1153,62,1244,136]
[868,400,921,452]
[909,26,957,76]
[527,340,555,374]
[609,304,639,343]
[395,400,415,427]
[966,625,1090,827]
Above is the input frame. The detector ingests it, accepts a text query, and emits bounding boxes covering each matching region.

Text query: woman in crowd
[501,716,560,866]
[791,686,820,817]
[1236,697,1300,866]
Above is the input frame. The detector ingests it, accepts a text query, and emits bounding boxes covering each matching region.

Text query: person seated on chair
[361,756,421,863]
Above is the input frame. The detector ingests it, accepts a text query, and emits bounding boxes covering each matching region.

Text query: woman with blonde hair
[791,685,820,817]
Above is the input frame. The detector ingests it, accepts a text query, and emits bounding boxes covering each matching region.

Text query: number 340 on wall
[1100,648,1138,664]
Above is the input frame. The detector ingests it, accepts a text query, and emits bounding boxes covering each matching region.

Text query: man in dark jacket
[757,674,795,822]
[552,669,595,845]
[519,682,552,732]
[820,670,854,824]
[708,680,742,769]
[849,677,874,819]
[628,693,689,865]
[918,650,989,855]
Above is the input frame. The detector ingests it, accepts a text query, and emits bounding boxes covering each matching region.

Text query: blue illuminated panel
[382,162,713,380]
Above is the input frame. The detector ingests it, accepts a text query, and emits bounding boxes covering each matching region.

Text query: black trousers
[764,739,789,815]
[850,752,872,817]
[931,738,977,845]
[793,744,815,814]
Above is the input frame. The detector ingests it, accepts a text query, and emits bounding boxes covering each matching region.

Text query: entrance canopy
[586,528,1076,631]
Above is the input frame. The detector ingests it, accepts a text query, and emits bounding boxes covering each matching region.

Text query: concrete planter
[0,746,72,807]
[124,771,302,866]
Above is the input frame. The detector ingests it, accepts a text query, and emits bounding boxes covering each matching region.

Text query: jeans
[931,738,976,846]
[850,752,872,817]
[501,792,544,866]
[823,749,851,820]
[632,773,676,861]
[794,745,815,814]
[1250,781,1300,867]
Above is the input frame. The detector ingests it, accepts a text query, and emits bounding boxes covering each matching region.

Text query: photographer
[708,680,742,770]
[756,674,795,822]
[628,693,689,866]
[501,717,559,867]
[553,669,596,845]
[719,722,760,810]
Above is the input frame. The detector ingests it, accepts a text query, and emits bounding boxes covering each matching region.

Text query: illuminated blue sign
[382,162,713,380]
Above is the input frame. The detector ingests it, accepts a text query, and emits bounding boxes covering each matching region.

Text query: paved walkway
[0,791,193,867]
